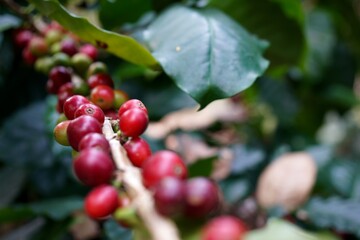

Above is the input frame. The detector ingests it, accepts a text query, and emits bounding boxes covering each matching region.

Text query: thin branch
[102,118,180,240]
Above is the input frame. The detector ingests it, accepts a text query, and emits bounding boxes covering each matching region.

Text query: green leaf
[188,156,217,178]
[219,177,251,203]
[304,197,360,238]
[0,167,27,207]
[99,0,152,30]
[208,0,306,67]
[29,0,159,68]
[230,145,265,175]
[0,207,35,222]
[142,5,269,107]
[245,218,339,240]
[0,14,21,32]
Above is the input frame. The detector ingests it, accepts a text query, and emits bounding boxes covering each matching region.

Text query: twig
[102,118,180,240]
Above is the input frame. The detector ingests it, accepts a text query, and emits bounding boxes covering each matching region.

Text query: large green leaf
[142,5,269,107]
[208,0,306,67]
[29,0,159,69]
[245,218,339,240]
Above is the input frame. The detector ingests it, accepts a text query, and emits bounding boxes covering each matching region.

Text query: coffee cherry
[85,185,119,219]
[142,150,187,189]
[104,110,119,120]
[78,133,110,152]
[75,103,105,123]
[35,57,55,74]
[73,79,90,96]
[201,216,248,240]
[49,66,72,89]
[80,44,98,60]
[73,148,114,186]
[113,90,129,109]
[50,42,61,54]
[119,108,148,137]
[52,52,71,67]
[60,38,78,56]
[71,53,92,74]
[88,62,107,76]
[90,85,115,110]
[67,115,102,151]
[123,137,151,167]
[29,36,48,56]
[87,73,114,89]
[154,177,186,217]
[57,82,74,112]
[53,120,71,146]
[184,177,220,218]
[118,99,148,118]
[45,29,63,45]
[63,95,90,120]
[22,47,37,65]
[13,29,33,48]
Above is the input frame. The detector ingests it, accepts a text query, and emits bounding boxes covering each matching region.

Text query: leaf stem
[102,118,180,240]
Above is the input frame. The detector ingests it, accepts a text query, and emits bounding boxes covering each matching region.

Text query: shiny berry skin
[67,115,102,151]
[87,73,114,89]
[75,103,105,123]
[123,137,151,167]
[60,38,78,56]
[53,120,70,146]
[29,36,48,56]
[201,216,248,240]
[142,150,187,189]
[13,29,33,48]
[154,177,186,217]
[113,90,129,109]
[184,177,220,218]
[88,62,108,76]
[118,99,148,118]
[80,44,98,60]
[78,133,110,152]
[22,47,37,65]
[49,66,72,89]
[90,85,114,110]
[57,82,74,112]
[73,148,114,186]
[84,185,119,219]
[45,29,63,45]
[71,53,92,74]
[119,108,148,137]
[63,95,90,120]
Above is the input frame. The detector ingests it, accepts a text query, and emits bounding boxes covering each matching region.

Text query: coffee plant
[0,0,360,239]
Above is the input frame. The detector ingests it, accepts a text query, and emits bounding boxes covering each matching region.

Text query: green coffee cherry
[71,53,92,75]
[35,57,55,74]
[73,79,90,96]
[45,29,63,45]
[87,61,108,76]
[52,52,71,66]
[50,42,61,54]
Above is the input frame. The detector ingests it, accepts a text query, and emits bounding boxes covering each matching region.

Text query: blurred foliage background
[0,0,360,239]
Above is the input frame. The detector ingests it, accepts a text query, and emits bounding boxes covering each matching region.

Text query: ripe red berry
[118,99,147,118]
[49,66,72,89]
[60,38,78,56]
[75,103,105,123]
[119,108,148,137]
[142,150,187,189]
[104,110,119,120]
[90,85,115,110]
[184,177,220,218]
[63,95,90,120]
[123,137,151,167]
[78,133,110,152]
[67,115,102,151]
[53,120,71,146]
[13,29,33,48]
[57,82,74,112]
[22,47,37,65]
[201,216,248,240]
[80,44,98,60]
[154,177,186,217]
[29,36,48,56]
[84,185,119,219]
[46,78,58,94]
[73,148,114,186]
[87,73,114,89]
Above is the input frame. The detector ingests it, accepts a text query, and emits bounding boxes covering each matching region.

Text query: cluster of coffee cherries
[14,21,249,240]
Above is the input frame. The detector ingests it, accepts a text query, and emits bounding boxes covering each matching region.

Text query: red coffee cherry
[60,38,78,56]
[119,109,148,138]
[46,79,58,94]
[67,115,102,151]
[28,36,48,56]
[22,47,37,65]
[118,99,147,118]
[201,216,248,240]
[49,66,72,89]
[79,44,98,60]
[123,137,151,167]
[57,82,74,112]
[13,29,33,48]
[75,103,105,123]
[142,150,187,189]
[154,177,186,218]
[73,148,114,186]
[184,177,220,218]
[78,133,110,152]
[84,184,119,219]
[53,120,71,146]
[90,85,115,110]
[104,110,119,120]
[63,95,90,120]
[87,73,114,89]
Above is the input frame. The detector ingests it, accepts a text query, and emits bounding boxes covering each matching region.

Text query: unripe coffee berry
[84,185,119,219]
[53,120,71,146]
[88,62,108,76]
[73,148,114,186]
[29,36,48,56]
[113,90,129,109]
[52,52,71,67]
[71,53,92,74]
[123,137,151,167]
